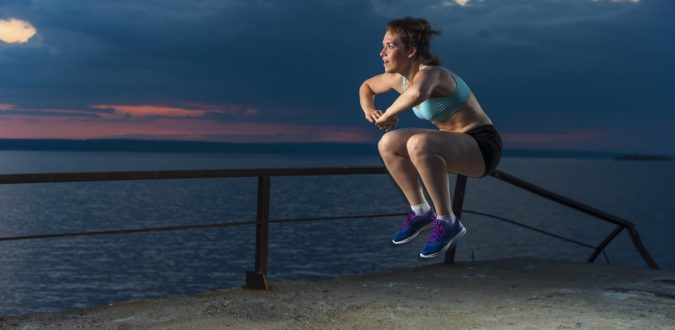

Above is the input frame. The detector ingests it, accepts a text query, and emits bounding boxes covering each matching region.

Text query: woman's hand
[375,113,399,132]
[364,108,384,123]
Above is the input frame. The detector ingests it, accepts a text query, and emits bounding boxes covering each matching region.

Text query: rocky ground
[2,258,674,329]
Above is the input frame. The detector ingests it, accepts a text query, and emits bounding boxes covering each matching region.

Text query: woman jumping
[359,17,502,259]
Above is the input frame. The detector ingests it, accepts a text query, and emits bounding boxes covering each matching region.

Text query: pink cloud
[1,105,614,146]
[91,104,207,118]
[0,102,376,143]
[172,122,375,143]
[0,116,376,143]
[90,103,260,119]
[0,103,16,111]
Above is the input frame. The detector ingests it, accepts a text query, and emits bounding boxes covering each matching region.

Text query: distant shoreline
[0,138,667,159]
[614,154,672,161]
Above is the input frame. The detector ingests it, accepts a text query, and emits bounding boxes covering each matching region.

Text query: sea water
[0,150,673,316]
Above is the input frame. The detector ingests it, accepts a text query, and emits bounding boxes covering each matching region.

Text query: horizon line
[0,137,671,158]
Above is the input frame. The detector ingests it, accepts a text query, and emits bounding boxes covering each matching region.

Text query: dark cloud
[0,0,673,152]
[2,0,383,116]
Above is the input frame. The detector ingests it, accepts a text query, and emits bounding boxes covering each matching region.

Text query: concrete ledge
[3,258,674,329]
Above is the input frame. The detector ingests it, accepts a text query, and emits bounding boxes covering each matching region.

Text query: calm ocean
[0,150,673,317]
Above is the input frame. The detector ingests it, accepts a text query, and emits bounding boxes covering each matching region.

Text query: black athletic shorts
[465,125,502,177]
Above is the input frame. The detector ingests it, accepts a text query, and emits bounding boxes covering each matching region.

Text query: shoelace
[428,220,446,243]
[400,213,415,230]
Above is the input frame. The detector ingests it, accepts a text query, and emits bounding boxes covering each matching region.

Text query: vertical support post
[626,226,660,270]
[587,225,623,264]
[246,175,270,289]
[444,174,467,264]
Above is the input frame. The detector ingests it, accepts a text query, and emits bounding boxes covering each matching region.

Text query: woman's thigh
[406,130,485,177]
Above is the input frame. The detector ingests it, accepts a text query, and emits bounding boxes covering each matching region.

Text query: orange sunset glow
[0,108,375,143]
[89,104,259,119]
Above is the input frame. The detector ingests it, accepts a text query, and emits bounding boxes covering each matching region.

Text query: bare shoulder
[417,66,458,95]
[364,73,403,94]
[419,65,451,80]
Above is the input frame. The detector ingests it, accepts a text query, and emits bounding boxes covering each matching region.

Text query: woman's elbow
[360,82,375,95]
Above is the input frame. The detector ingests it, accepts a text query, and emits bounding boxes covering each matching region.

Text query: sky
[0,0,673,153]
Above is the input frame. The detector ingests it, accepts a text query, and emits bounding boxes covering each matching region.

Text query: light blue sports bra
[402,70,471,122]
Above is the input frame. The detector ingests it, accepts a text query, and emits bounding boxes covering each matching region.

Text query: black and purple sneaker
[419,219,466,259]
[391,207,435,245]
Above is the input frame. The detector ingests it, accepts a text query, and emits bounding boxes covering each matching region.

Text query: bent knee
[406,134,433,158]
[378,131,406,155]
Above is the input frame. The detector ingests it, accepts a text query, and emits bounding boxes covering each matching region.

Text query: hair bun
[418,20,429,34]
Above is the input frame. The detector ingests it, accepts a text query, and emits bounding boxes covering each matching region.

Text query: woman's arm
[359,73,400,123]
[379,68,442,121]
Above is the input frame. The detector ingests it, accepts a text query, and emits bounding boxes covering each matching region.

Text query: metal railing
[0,167,659,290]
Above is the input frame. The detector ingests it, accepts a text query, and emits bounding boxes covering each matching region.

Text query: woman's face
[380,31,414,74]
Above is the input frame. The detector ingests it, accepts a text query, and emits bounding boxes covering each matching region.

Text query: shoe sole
[418,226,467,259]
[391,222,434,245]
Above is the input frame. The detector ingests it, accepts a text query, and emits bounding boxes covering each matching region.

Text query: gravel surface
[3,258,674,329]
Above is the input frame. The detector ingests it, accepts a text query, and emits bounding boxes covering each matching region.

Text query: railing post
[588,225,623,264]
[492,170,660,270]
[625,225,660,270]
[246,175,270,289]
[445,174,467,264]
